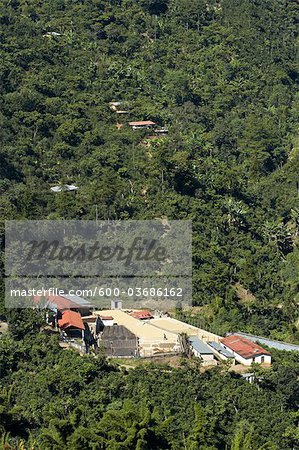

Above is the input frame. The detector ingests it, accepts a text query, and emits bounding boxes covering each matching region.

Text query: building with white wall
[220,335,271,366]
[189,336,214,361]
[100,315,114,327]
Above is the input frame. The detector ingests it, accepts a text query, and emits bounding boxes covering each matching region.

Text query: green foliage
[0,0,299,448]
[0,331,298,448]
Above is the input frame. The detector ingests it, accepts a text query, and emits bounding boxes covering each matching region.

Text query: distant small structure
[154,127,168,134]
[241,373,255,383]
[129,121,156,130]
[43,31,62,37]
[109,101,129,114]
[111,299,122,310]
[109,102,122,110]
[50,184,79,192]
[101,325,138,358]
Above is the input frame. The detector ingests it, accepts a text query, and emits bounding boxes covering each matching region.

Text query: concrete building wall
[192,348,214,361]
[252,354,271,364]
[102,319,114,327]
[222,349,271,366]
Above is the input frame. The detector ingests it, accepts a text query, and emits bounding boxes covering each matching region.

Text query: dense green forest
[0,0,299,448]
[1,0,299,338]
[0,313,299,449]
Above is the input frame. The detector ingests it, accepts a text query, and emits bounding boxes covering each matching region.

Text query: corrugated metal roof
[221,335,270,359]
[63,294,93,307]
[232,332,299,352]
[208,341,234,358]
[189,336,213,355]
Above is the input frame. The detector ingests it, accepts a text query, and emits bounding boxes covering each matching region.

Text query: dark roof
[221,335,271,359]
[101,325,138,357]
[102,325,136,340]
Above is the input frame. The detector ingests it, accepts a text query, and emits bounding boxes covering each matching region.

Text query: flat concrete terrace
[150,317,222,343]
[95,310,177,341]
[95,310,180,357]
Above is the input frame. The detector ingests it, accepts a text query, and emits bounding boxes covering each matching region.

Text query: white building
[189,336,214,362]
[220,335,271,366]
[100,315,114,327]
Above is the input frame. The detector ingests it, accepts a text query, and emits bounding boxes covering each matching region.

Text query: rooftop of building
[221,335,271,359]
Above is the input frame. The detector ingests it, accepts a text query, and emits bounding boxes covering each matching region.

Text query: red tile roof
[221,335,270,359]
[58,310,85,330]
[129,121,156,126]
[100,316,114,321]
[33,291,88,311]
[130,310,153,320]
[33,293,83,311]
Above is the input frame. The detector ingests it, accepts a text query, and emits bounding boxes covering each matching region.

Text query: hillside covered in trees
[0,316,299,449]
[1,0,299,338]
[0,0,299,448]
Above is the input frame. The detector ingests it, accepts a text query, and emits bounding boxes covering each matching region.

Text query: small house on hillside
[109,101,129,114]
[154,127,168,134]
[241,373,255,383]
[50,184,79,192]
[220,335,271,366]
[189,336,214,361]
[129,121,156,130]
[100,325,138,357]
[43,31,62,37]
[58,310,85,340]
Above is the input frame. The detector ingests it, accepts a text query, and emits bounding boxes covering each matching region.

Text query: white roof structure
[154,127,168,133]
[43,32,62,37]
[50,184,79,192]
